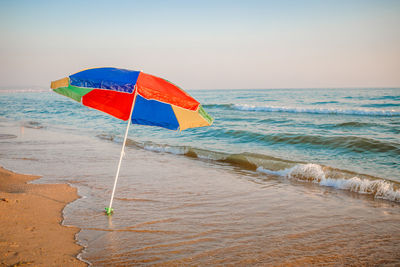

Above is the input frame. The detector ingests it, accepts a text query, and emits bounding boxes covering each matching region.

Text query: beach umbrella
[51,67,213,215]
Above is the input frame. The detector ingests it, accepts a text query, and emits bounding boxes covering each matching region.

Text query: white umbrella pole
[106,89,138,215]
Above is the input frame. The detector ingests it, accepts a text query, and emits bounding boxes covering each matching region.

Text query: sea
[1,88,399,265]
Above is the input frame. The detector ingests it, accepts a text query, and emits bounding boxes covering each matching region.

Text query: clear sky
[0,0,399,89]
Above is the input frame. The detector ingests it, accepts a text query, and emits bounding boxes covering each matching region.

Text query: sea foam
[0,89,50,93]
[233,104,400,116]
[258,163,400,202]
[142,143,187,155]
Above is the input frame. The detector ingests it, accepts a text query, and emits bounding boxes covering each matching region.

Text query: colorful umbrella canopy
[51,67,213,214]
[51,67,213,131]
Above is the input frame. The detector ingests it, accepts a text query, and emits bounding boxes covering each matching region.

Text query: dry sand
[0,166,87,266]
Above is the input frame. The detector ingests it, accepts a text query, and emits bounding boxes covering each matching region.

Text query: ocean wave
[370,95,400,101]
[333,122,375,128]
[203,104,232,109]
[207,129,400,155]
[142,143,188,155]
[257,164,400,202]
[267,134,400,155]
[231,104,400,117]
[312,101,339,105]
[361,103,400,108]
[96,134,400,203]
[0,89,50,93]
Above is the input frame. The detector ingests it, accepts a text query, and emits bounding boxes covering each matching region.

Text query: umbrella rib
[106,87,138,215]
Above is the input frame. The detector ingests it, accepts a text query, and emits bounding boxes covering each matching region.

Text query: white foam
[256,166,292,176]
[320,177,400,201]
[233,104,400,117]
[257,163,400,202]
[143,144,186,155]
[0,89,50,93]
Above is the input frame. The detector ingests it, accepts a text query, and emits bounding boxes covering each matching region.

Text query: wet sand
[0,166,86,266]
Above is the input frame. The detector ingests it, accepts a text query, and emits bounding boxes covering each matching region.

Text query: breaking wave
[227,104,400,117]
[97,133,400,203]
[257,164,400,202]
[0,89,50,93]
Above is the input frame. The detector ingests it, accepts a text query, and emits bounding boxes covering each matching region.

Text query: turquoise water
[1,88,400,265]
[1,88,399,187]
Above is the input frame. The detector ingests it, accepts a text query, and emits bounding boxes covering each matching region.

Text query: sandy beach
[0,166,86,266]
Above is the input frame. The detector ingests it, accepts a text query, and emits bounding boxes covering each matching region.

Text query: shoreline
[0,166,87,266]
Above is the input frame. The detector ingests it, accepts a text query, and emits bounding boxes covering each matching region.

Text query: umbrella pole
[105,89,137,215]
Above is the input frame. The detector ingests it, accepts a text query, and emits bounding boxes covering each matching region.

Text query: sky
[0,0,399,90]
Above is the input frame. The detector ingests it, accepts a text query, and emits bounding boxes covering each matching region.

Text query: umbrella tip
[105,207,114,216]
